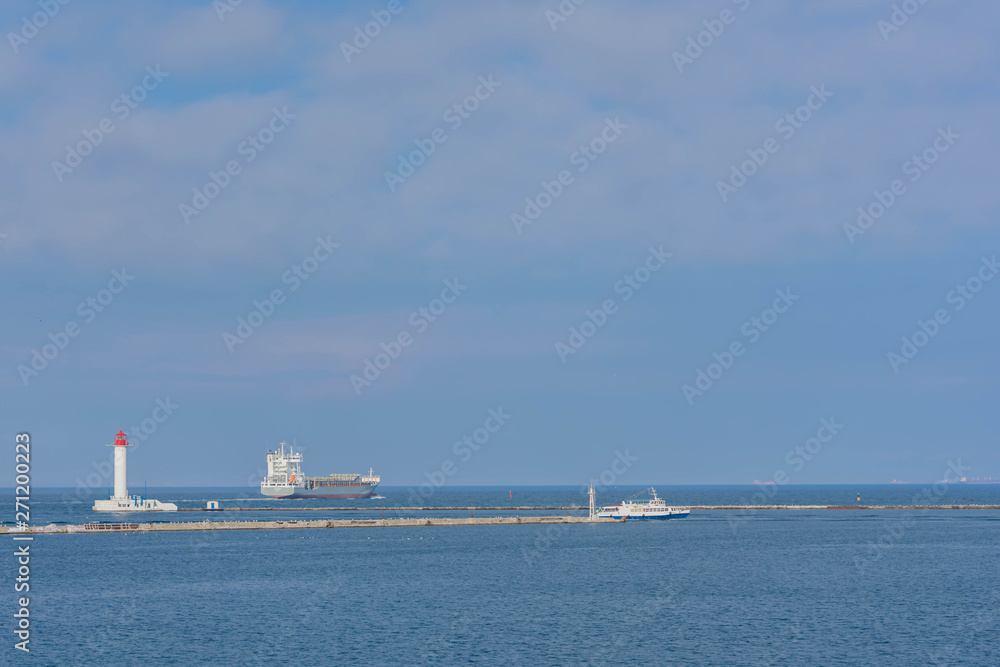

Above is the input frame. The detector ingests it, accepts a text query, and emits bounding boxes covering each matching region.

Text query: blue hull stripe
[598,513,689,520]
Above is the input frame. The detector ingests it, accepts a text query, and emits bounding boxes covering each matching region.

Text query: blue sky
[2,0,998,487]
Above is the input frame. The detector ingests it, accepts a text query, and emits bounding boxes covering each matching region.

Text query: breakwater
[177,504,1000,512]
[5,515,609,535]
[6,504,998,536]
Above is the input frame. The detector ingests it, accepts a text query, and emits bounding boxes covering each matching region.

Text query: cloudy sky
[3,0,997,488]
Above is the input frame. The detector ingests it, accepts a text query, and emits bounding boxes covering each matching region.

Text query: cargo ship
[260,442,380,499]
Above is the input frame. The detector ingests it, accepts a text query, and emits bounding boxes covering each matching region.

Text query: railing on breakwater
[84,523,141,531]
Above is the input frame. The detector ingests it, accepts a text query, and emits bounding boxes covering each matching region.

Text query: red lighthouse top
[114,430,130,447]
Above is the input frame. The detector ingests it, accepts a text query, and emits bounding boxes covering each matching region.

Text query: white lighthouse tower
[93,429,177,512]
[112,429,130,499]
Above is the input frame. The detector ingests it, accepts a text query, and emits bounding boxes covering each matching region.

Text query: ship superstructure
[260,442,380,499]
[597,487,688,520]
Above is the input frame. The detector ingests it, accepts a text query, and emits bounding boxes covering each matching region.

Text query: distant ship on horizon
[950,476,1000,484]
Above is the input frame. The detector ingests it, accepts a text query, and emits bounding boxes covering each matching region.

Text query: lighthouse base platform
[93,496,178,512]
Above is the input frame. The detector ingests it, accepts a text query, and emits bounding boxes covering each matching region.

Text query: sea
[4,485,999,665]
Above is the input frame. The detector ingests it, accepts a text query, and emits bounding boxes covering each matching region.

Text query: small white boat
[597,487,689,520]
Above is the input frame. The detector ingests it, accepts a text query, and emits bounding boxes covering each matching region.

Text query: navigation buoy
[857,494,861,502]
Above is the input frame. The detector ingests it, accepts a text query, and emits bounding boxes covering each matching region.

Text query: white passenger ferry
[597,488,689,520]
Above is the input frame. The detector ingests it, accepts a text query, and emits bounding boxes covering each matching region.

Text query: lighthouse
[112,430,130,499]
[93,429,177,512]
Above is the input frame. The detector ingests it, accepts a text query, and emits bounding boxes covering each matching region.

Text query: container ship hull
[261,481,378,500]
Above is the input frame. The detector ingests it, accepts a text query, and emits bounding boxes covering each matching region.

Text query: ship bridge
[266,442,303,483]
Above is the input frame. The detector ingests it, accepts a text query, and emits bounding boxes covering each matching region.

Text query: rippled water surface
[4,487,999,665]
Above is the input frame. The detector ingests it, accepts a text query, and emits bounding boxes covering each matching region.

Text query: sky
[2,0,998,489]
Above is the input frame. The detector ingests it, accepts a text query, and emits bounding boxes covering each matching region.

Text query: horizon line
[6,482,990,490]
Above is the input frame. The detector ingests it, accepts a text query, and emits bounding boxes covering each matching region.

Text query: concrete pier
[6,505,997,536]
[5,515,613,535]
[174,504,1000,512]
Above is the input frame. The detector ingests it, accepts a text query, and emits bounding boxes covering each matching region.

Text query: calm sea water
[4,486,999,665]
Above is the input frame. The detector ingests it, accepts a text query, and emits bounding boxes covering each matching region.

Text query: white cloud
[1,0,996,284]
